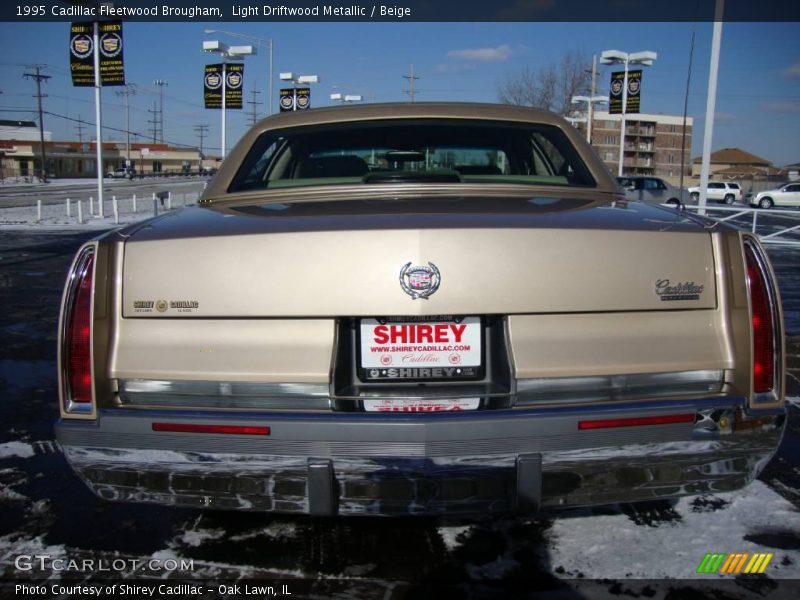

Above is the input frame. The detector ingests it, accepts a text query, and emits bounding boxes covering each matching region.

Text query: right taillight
[743,236,782,402]
[60,245,96,414]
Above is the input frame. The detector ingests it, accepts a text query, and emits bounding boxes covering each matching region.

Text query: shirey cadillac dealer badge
[399,262,441,300]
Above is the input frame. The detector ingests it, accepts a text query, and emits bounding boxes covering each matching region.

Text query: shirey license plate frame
[356,315,485,383]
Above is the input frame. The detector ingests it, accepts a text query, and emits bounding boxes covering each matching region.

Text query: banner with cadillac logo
[608,69,643,114]
[69,23,94,86]
[608,71,624,114]
[225,63,244,109]
[203,64,223,108]
[279,87,311,112]
[204,64,244,109]
[625,69,642,114]
[69,21,125,87]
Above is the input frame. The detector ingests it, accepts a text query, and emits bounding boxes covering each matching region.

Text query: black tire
[690,192,699,202]
[759,197,774,209]
[724,194,735,204]
[667,198,680,206]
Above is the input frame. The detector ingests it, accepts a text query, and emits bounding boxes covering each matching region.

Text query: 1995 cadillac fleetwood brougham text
[56,103,786,516]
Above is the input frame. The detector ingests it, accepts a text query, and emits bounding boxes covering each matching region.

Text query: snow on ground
[0,441,34,459]
[0,190,200,231]
[544,481,800,579]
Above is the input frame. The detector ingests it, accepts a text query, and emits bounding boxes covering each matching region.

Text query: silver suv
[687,181,741,204]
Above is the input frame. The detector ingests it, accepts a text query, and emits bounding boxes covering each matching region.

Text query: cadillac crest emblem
[399,262,441,300]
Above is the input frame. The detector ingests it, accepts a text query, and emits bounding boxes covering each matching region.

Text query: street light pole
[204,29,273,115]
[600,49,657,177]
[203,40,254,159]
[571,95,607,144]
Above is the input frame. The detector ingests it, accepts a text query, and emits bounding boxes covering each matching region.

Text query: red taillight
[744,242,776,394]
[152,423,270,436]
[64,248,95,406]
[578,413,695,430]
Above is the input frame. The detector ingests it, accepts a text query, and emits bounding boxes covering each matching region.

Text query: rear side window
[229,119,596,192]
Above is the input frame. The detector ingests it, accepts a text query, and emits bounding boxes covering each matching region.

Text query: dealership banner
[225,63,244,109]
[608,70,643,115]
[608,71,624,114]
[279,88,311,112]
[204,64,244,109]
[69,21,125,86]
[625,69,642,114]
[69,23,94,86]
[204,64,223,109]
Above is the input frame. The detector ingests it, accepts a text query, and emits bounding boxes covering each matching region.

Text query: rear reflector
[152,423,270,436]
[62,246,95,411]
[578,413,695,430]
[744,240,776,394]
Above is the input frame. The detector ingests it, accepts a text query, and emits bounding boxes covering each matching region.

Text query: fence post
[113,195,119,224]
[66,198,71,218]
[77,200,83,224]
[132,193,137,213]
[89,196,95,216]
[152,192,158,217]
[36,199,42,222]
[167,191,172,210]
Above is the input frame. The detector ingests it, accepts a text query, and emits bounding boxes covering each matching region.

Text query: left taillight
[743,235,783,405]
[60,245,96,415]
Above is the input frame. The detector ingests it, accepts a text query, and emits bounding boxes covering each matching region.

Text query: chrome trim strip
[119,369,726,411]
[515,369,725,405]
[99,395,748,423]
[118,379,331,410]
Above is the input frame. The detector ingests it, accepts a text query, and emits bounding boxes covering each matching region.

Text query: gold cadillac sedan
[56,103,786,516]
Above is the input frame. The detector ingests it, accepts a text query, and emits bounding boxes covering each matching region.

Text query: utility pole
[147,102,158,143]
[153,79,168,142]
[75,114,85,144]
[403,64,418,102]
[247,83,262,125]
[115,84,136,171]
[23,64,51,182]
[194,124,209,171]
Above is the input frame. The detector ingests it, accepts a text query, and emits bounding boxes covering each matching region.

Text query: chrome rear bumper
[55,397,786,516]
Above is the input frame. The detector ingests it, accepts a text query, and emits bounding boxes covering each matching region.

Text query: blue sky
[1,21,798,164]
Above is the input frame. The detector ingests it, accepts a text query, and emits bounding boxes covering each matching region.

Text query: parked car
[748,182,800,209]
[106,167,134,180]
[616,176,685,206]
[687,181,742,204]
[56,103,786,516]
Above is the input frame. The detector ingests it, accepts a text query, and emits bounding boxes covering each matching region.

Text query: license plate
[359,316,482,380]
[363,398,480,412]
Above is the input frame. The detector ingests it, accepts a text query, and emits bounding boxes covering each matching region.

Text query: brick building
[589,111,693,181]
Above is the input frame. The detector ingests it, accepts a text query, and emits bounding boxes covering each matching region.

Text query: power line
[42,110,200,150]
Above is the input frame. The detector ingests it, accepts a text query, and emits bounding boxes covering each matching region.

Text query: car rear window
[228,119,596,192]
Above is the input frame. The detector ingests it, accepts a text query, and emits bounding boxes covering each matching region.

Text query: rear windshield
[228,119,596,192]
